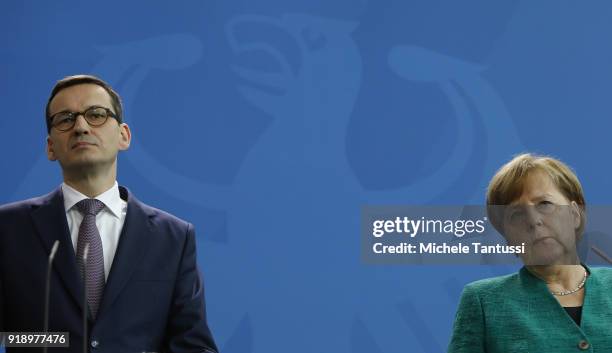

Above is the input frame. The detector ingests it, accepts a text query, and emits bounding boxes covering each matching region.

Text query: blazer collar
[96,186,153,320]
[31,187,85,314]
[519,264,594,307]
[520,264,595,333]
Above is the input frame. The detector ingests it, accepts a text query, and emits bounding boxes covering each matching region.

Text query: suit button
[578,340,590,350]
[91,340,99,349]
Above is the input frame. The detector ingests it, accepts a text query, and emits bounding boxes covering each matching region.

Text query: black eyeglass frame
[47,106,119,132]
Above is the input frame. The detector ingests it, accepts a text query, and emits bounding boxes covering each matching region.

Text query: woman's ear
[570,201,581,231]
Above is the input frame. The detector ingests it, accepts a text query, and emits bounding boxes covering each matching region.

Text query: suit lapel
[30,188,86,314]
[97,186,152,319]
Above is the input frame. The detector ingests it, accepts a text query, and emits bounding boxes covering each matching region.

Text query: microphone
[82,243,90,353]
[43,240,60,353]
[591,246,612,264]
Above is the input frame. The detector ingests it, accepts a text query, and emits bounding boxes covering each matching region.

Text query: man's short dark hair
[45,74,123,133]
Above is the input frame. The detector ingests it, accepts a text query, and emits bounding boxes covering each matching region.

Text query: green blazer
[448,266,612,353]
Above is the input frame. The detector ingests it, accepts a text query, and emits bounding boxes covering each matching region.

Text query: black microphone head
[591,245,612,264]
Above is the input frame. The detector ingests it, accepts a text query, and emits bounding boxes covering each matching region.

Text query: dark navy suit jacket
[0,186,218,353]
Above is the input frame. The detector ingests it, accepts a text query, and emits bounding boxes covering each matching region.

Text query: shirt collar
[61,181,123,218]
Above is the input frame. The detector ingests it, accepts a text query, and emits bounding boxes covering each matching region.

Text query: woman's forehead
[511,170,565,202]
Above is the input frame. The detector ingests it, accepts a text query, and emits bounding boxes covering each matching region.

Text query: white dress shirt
[62,181,128,280]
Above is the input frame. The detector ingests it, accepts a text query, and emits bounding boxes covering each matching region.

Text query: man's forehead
[49,84,112,113]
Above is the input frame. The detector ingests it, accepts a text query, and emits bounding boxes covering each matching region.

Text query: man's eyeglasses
[49,106,118,132]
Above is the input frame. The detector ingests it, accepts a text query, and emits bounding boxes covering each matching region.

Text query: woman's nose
[524,206,543,227]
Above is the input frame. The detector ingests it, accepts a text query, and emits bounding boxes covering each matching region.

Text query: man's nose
[73,114,90,134]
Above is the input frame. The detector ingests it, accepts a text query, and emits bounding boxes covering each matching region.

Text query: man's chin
[59,157,111,171]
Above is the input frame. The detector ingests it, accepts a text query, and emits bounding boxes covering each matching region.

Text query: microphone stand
[43,240,60,353]
[591,246,612,264]
[82,243,89,353]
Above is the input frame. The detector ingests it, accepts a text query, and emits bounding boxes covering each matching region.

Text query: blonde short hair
[486,153,586,237]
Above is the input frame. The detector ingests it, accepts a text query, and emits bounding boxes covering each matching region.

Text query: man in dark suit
[0,75,218,353]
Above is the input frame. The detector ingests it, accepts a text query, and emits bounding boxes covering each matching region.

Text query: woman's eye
[509,210,524,222]
[537,201,555,213]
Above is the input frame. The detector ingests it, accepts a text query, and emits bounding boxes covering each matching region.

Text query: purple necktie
[75,199,106,320]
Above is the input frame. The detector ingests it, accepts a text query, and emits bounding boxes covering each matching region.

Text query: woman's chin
[522,248,570,266]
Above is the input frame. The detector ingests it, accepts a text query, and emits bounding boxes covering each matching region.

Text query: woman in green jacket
[448,153,612,353]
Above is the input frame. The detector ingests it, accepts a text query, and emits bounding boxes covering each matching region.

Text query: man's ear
[46,136,57,161]
[118,123,131,151]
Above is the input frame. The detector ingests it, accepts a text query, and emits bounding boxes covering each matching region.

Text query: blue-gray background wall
[2,1,612,352]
